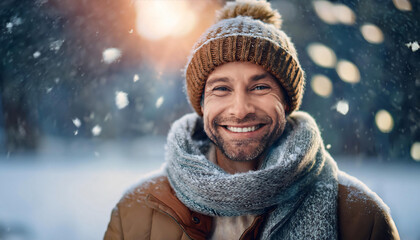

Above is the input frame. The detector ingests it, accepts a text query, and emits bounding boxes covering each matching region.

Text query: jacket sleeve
[104,206,124,240]
[338,184,400,240]
[370,208,400,240]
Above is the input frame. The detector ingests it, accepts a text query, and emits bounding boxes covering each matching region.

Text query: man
[105,0,399,239]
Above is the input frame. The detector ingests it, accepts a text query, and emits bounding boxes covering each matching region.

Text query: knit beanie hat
[185,0,305,116]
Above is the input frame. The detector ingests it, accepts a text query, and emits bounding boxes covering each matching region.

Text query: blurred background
[0,0,419,239]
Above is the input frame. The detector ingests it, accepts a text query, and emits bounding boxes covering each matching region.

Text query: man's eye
[213,86,229,91]
[253,85,270,91]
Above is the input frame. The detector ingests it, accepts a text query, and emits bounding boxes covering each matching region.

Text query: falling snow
[133,74,139,82]
[335,100,349,115]
[115,91,129,109]
[6,22,13,32]
[104,113,112,122]
[72,118,81,128]
[156,96,164,108]
[92,125,102,136]
[50,40,65,52]
[5,16,23,33]
[33,51,41,58]
[406,41,419,52]
[11,17,23,26]
[102,48,122,64]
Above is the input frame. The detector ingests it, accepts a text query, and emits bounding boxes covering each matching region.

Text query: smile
[224,124,263,133]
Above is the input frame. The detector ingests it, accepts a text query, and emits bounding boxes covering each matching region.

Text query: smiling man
[202,62,287,173]
[105,1,399,239]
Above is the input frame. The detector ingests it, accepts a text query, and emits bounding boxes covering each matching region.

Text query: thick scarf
[166,112,339,239]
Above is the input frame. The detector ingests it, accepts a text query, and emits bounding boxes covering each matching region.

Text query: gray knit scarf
[166,112,339,239]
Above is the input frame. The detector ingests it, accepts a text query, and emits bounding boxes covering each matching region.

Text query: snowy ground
[0,137,419,240]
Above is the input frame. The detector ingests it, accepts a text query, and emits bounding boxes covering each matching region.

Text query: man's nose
[228,91,255,119]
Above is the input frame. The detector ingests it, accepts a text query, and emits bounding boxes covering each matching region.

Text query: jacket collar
[144,176,212,239]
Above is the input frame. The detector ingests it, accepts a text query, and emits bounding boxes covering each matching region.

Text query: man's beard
[205,113,285,162]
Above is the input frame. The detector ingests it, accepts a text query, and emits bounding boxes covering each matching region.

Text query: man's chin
[221,145,264,162]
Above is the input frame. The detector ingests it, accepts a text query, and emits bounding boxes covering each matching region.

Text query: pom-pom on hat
[185,0,305,116]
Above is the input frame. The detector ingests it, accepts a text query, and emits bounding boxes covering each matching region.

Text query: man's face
[202,62,287,162]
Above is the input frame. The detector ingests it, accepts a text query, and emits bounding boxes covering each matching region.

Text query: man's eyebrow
[251,73,270,81]
[206,77,230,88]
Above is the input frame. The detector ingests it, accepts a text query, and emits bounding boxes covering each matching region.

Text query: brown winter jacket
[104,175,400,240]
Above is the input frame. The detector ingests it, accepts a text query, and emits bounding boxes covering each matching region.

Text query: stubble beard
[205,114,285,162]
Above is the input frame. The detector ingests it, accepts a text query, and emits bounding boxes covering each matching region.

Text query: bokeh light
[307,43,337,68]
[375,110,394,133]
[411,142,420,161]
[336,60,360,83]
[392,0,412,11]
[135,0,197,40]
[311,74,333,98]
[313,1,356,25]
[333,4,356,25]
[313,1,337,24]
[360,23,384,44]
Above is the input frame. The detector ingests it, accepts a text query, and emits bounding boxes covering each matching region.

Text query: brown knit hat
[185,0,305,116]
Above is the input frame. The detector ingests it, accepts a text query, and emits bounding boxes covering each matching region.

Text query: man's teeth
[226,126,259,133]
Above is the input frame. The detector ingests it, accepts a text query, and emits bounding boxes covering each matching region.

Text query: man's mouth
[223,124,264,133]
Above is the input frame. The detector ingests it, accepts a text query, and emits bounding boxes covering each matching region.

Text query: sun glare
[135,0,197,40]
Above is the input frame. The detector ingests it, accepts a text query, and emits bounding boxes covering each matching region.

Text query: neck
[215,148,263,174]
